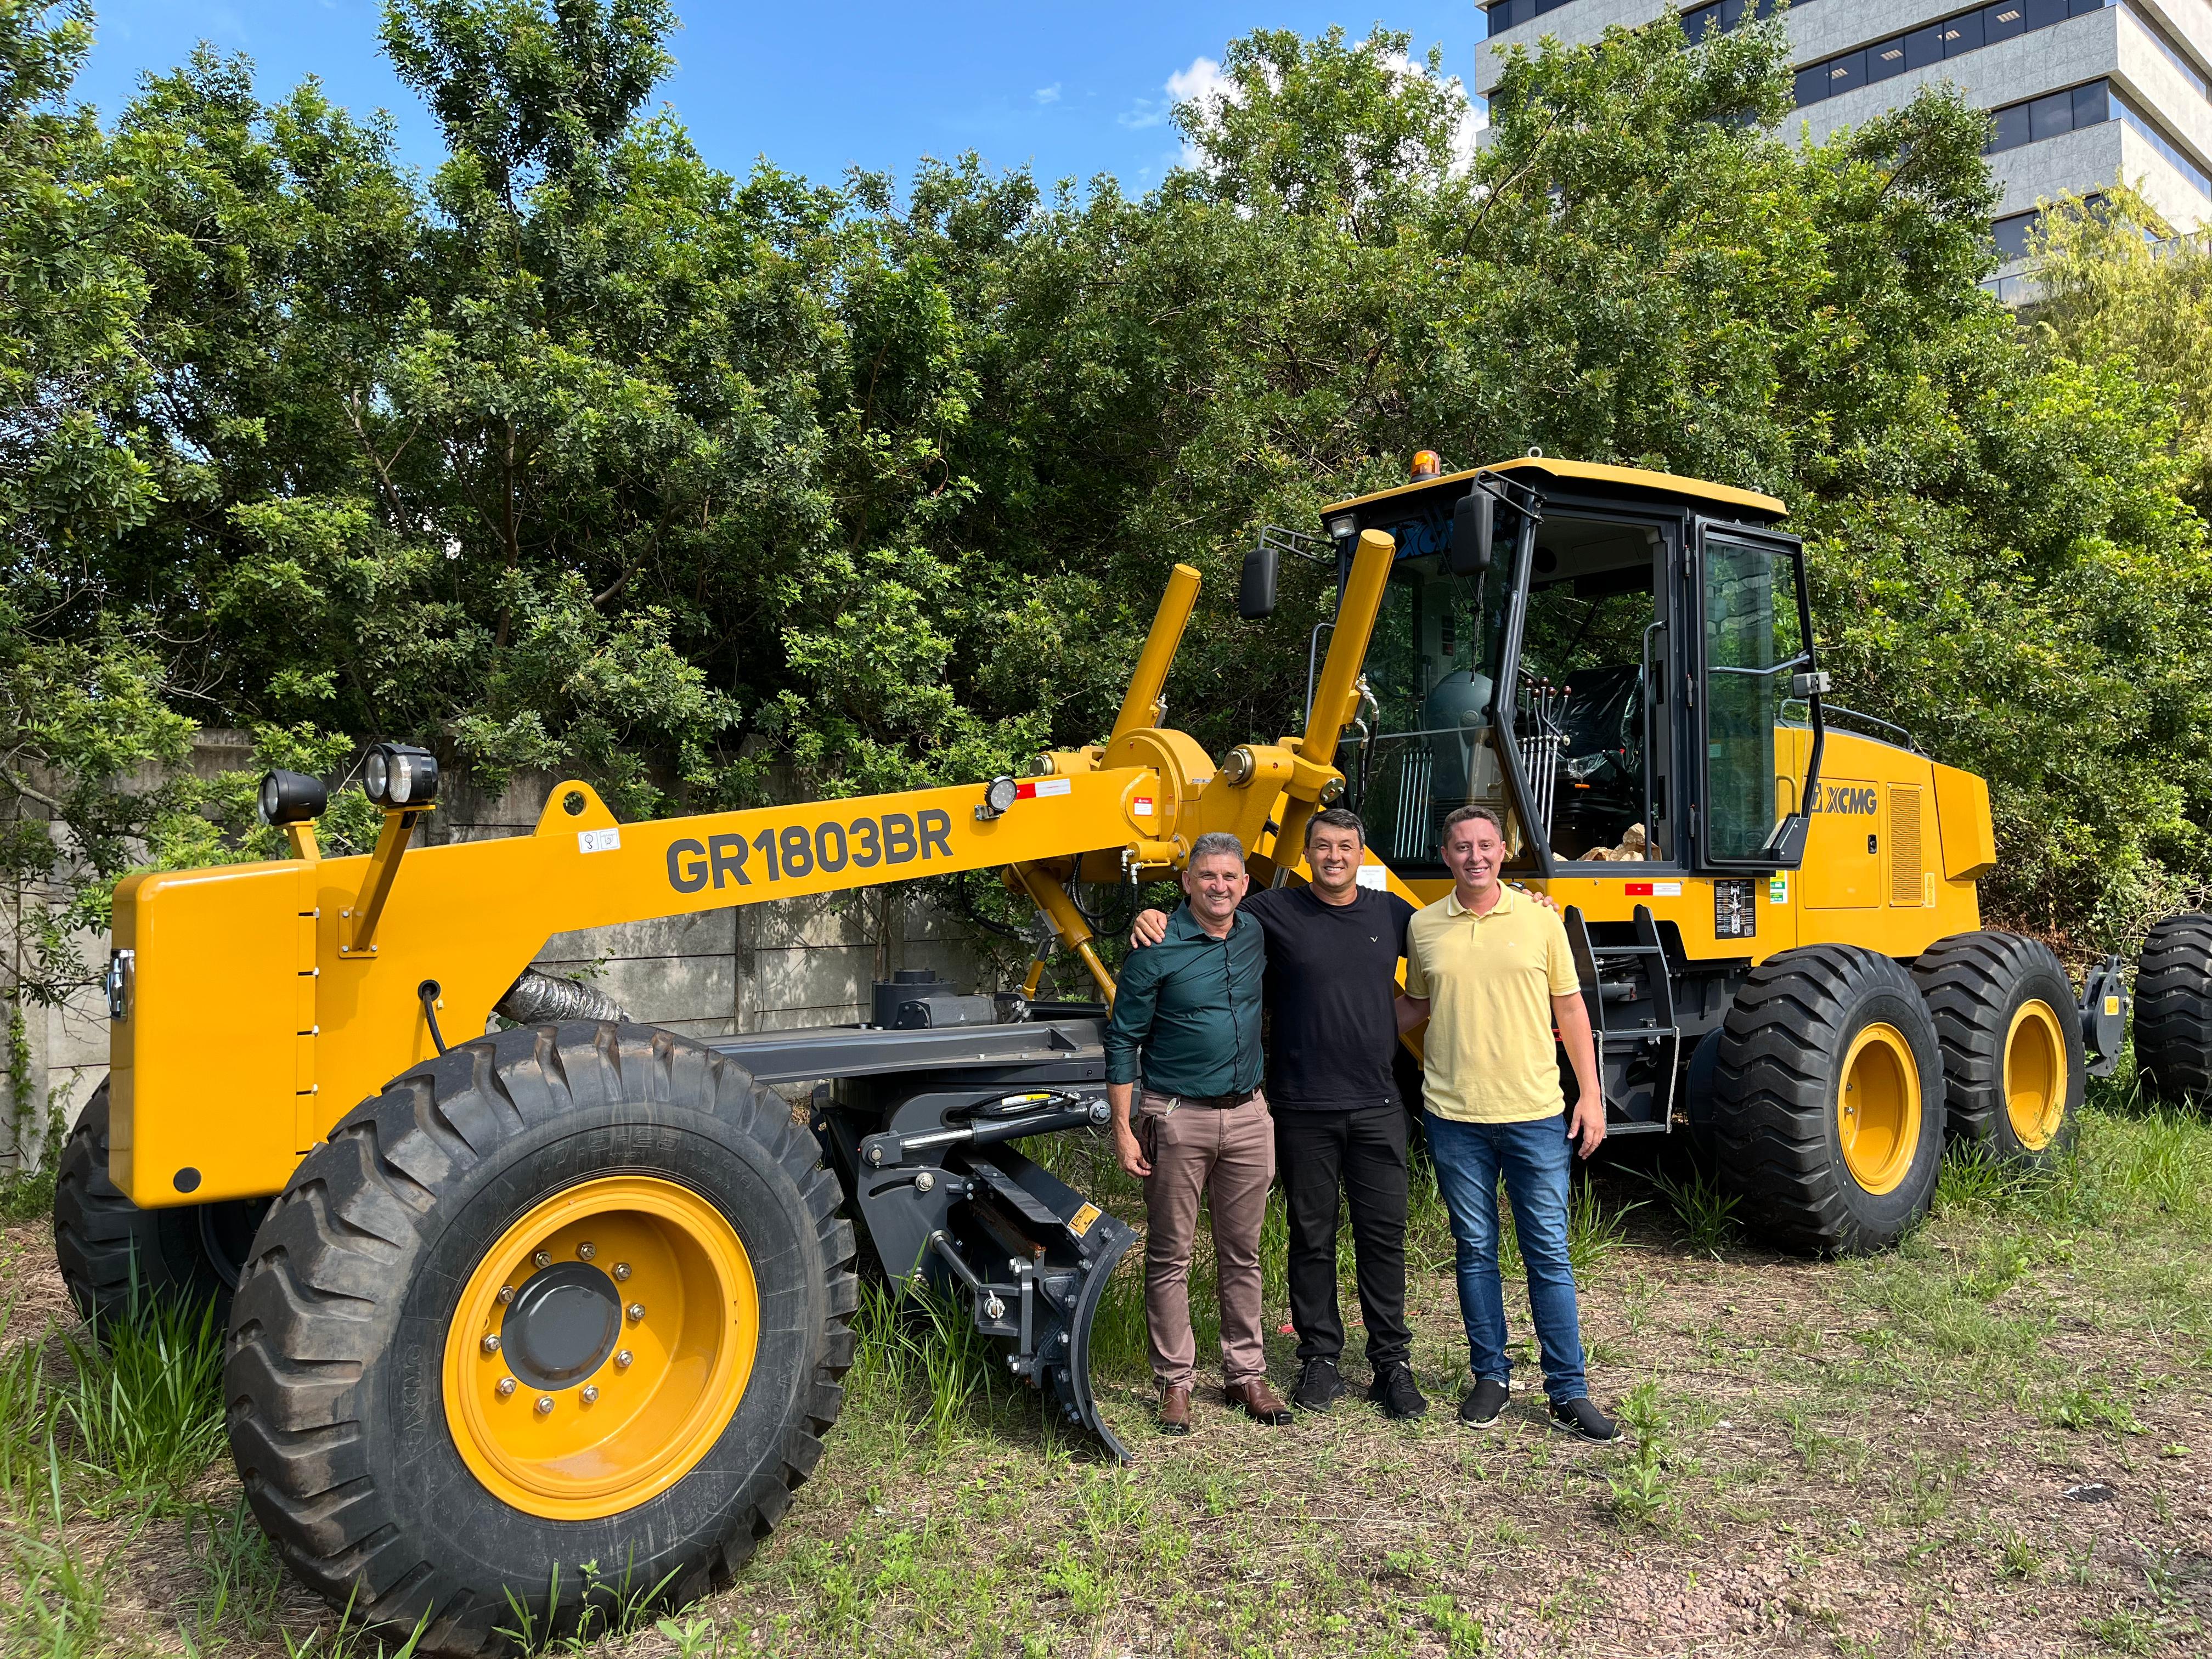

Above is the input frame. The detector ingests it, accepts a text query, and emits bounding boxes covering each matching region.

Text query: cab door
[1692,522,1824,874]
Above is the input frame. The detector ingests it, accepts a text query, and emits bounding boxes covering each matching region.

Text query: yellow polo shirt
[1403,884,1582,1124]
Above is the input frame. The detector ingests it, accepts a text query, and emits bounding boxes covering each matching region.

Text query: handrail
[1784,699,1922,754]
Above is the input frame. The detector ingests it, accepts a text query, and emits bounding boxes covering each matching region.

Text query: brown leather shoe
[1226,1378,1294,1426]
[1159,1384,1192,1436]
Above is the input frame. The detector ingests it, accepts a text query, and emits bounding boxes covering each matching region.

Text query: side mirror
[1448,488,1494,577]
[1238,539,1279,620]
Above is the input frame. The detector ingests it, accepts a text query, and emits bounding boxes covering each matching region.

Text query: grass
[1,1068,2208,1657]
[62,1295,227,1510]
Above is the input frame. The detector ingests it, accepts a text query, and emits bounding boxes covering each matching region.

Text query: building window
[1991,208,2043,259]
[1679,0,1786,44]
[1796,0,2114,109]
[1985,80,2115,153]
[1480,0,1579,38]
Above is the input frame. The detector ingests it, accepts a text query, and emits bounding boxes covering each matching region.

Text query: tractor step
[1562,903,1683,1132]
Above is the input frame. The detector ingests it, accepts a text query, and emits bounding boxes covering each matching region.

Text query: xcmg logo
[1820,785,1878,815]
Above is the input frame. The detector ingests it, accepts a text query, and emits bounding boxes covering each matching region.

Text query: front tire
[2135,913,2212,1110]
[54,1082,267,1330]
[1708,946,1946,1255]
[1912,932,2084,1164]
[224,1022,856,1655]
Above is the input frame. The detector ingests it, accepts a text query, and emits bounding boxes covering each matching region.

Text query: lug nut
[577,1242,596,1261]
[496,1377,517,1398]
[535,1396,555,1415]
[481,1334,501,1355]
[612,1263,632,1282]
[497,1286,515,1305]
[627,1303,645,1323]
[614,1349,634,1369]
[581,1385,600,1404]
[533,1250,552,1269]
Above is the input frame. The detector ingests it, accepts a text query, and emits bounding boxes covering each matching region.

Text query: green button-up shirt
[1104,903,1266,1097]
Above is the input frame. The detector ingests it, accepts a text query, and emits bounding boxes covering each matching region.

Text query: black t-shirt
[1241,884,1418,1110]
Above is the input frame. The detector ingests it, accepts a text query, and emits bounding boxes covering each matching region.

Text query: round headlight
[975,774,1019,821]
[256,769,328,827]
[361,742,440,810]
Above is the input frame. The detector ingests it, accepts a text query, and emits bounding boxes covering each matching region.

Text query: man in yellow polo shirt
[1397,803,1615,1441]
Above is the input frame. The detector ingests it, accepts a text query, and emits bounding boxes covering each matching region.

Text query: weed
[1605,1379,1674,1527]
[1633,1163,1739,1254]
[1380,1544,1434,1578]
[280,1588,428,1659]
[655,1614,726,1659]
[177,1497,289,1652]
[2081,1608,2160,1655]
[1422,1593,1489,1656]
[1040,1542,1112,1617]
[4,1444,107,1659]
[61,1295,225,1507]
[0,1322,59,1499]
[1997,1531,2042,1581]
[1567,1176,1641,1278]
[2052,1384,2146,1436]
[495,1555,681,1655]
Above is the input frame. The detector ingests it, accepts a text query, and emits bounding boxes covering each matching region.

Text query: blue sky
[73,2,1482,191]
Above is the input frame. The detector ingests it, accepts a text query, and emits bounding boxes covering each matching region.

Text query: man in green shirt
[1106,833,1290,1435]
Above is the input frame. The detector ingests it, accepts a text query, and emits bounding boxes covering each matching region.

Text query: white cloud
[1122,54,1237,134]
[1034,83,1061,106]
[1166,55,1230,109]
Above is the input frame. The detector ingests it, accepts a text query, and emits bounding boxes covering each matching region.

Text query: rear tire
[53,1082,267,1330]
[1707,945,1945,1255]
[1912,932,2084,1164]
[2135,913,2212,1110]
[224,1022,856,1656]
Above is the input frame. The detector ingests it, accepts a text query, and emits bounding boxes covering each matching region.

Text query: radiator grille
[1889,786,1924,906]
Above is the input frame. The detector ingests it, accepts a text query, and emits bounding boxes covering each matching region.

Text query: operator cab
[1314,458,1821,884]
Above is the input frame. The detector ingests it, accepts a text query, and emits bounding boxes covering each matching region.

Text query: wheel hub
[2004,999,2067,1150]
[1838,1022,1920,1195]
[500,1262,622,1390]
[442,1175,760,1521]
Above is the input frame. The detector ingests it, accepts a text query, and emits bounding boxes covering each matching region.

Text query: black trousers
[1274,1103,1411,1371]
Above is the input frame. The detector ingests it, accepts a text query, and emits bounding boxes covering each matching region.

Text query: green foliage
[61,1295,226,1508]
[4,0,2211,1043]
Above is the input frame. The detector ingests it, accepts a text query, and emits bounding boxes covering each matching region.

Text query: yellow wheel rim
[1838,1023,1921,1195]
[2004,999,2068,1151]
[442,1176,758,1521]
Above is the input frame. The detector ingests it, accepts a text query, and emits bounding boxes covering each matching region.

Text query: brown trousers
[1137,1090,1275,1391]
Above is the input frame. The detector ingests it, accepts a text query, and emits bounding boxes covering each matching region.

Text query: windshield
[1351,504,1669,874]
[1353,554,1510,871]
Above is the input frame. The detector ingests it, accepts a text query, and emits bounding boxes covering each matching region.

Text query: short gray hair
[1187,832,1246,870]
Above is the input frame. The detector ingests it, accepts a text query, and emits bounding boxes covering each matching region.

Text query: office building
[1477,1,2212,276]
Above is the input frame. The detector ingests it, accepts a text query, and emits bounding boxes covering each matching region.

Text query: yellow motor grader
[53,458,2192,1651]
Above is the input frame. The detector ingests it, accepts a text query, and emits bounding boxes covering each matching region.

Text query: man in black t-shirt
[1131,807,1426,1420]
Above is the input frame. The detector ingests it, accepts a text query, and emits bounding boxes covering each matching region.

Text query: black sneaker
[1293,1356,1345,1412]
[1458,1377,1510,1427]
[1549,1396,1619,1443]
[1369,1362,1429,1421]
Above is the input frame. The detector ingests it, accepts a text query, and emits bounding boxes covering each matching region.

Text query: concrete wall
[1,736,990,1170]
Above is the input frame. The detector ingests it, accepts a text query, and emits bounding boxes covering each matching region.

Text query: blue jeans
[1423,1111,1588,1404]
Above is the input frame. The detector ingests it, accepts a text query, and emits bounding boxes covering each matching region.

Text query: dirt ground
[3,1102,2209,1658]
